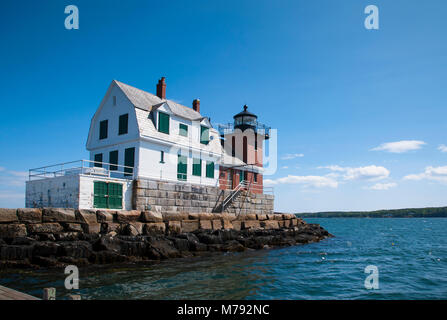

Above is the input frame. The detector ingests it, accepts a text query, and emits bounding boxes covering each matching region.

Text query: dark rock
[116,210,141,223]
[222,240,245,252]
[173,238,189,251]
[11,237,36,245]
[0,224,27,238]
[17,208,42,224]
[58,256,89,266]
[96,210,115,222]
[42,208,76,223]
[32,256,61,267]
[62,223,84,232]
[55,232,80,241]
[27,223,63,234]
[33,242,60,257]
[0,208,18,223]
[75,209,98,224]
[146,238,180,259]
[58,241,93,259]
[0,245,33,260]
[37,233,56,241]
[92,235,121,252]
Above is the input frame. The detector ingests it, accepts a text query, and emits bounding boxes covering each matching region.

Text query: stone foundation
[133,178,274,214]
[0,208,332,268]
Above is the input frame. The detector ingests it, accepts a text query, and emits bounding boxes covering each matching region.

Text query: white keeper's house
[26,77,274,214]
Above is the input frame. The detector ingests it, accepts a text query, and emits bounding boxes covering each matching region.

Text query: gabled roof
[114,80,202,121]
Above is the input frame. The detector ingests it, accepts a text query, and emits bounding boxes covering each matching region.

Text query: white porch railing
[28,160,135,181]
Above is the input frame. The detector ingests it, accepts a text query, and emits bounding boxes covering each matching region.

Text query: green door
[177,154,187,181]
[93,181,123,209]
[108,183,123,209]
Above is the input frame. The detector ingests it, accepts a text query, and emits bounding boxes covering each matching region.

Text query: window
[243,136,248,163]
[119,114,128,135]
[113,96,117,106]
[200,125,209,144]
[206,161,215,178]
[177,154,187,181]
[158,112,170,134]
[254,173,258,183]
[255,133,258,150]
[179,123,188,137]
[124,147,135,176]
[232,136,235,157]
[240,170,246,182]
[193,158,202,176]
[109,150,118,171]
[94,153,103,167]
[99,120,108,140]
[160,151,165,163]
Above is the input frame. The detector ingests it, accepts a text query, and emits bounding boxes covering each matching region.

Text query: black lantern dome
[233,105,257,131]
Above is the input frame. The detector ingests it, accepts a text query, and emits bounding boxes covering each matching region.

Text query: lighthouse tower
[218,105,270,194]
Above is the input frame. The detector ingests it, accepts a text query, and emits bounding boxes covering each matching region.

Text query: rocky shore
[0,208,332,268]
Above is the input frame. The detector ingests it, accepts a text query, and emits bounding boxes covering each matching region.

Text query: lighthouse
[218,105,270,194]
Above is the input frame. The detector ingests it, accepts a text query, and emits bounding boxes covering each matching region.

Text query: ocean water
[1,218,446,300]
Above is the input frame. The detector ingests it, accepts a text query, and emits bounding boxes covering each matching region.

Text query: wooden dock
[0,285,40,300]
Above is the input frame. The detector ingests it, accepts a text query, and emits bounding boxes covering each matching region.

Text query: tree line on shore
[293,206,447,218]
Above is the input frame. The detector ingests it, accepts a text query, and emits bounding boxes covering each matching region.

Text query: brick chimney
[156,77,166,99]
[193,99,200,113]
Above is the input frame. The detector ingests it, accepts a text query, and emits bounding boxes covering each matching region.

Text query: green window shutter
[200,126,209,144]
[158,112,170,134]
[124,147,135,176]
[108,183,123,209]
[99,120,108,140]
[94,153,103,167]
[206,161,215,178]
[93,181,108,208]
[119,114,128,135]
[109,150,118,171]
[240,170,246,181]
[192,158,202,176]
[179,123,188,137]
[177,154,187,181]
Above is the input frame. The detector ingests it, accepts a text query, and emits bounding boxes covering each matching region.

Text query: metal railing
[28,160,135,181]
[221,180,248,212]
[217,122,271,137]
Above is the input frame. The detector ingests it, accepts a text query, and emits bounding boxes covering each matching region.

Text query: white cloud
[264,175,338,188]
[371,140,426,153]
[0,169,28,187]
[281,153,304,160]
[438,145,447,153]
[320,165,390,181]
[403,166,447,183]
[366,182,397,190]
[281,166,289,169]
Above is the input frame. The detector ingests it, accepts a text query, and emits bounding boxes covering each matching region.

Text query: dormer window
[158,112,170,134]
[200,125,209,145]
[179,123,188,137]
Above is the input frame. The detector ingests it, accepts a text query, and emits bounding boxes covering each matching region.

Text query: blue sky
[0,0,446,211]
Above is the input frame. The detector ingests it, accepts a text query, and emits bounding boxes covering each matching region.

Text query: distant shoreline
[291,206,447,218]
